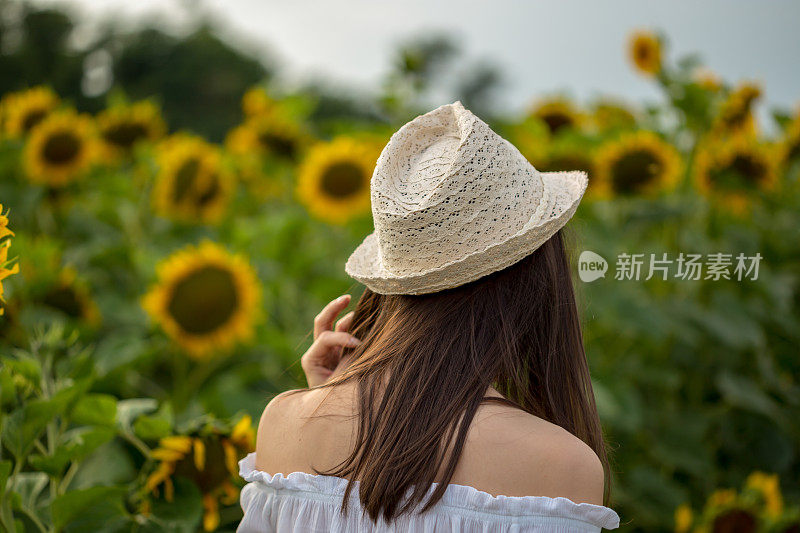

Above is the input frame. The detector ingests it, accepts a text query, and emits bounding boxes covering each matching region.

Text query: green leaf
[2,357,41,386]
[116,399,157,433]
[93,335,148,377]
[28,427,115,477]
[71,394,117,427]
[69,441,137,490]
[132,402,172,441]
[148,477,203,532]
[51,486,129,531]
[133,415,171,442]
[716,372,790,429]
[9,472,48,518]
[0,369,16,408]
[2,400,64,460]
[0,461,15,533]
[0,380,91,459]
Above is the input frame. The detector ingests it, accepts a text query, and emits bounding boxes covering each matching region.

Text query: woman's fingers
[303,330,361,370]
[316,330,361,350]
[335,311,355,333]
[314,294,351,339]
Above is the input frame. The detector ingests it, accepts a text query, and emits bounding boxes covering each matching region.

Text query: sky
[26,0,800,118]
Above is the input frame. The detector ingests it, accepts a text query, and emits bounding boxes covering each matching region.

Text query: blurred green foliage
[0,5,799,533]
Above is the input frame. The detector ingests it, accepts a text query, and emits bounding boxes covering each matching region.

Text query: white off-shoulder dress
[238,453,620,532]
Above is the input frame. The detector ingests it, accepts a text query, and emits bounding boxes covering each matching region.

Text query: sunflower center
[167,266,238,335]
[611,149,662,193]
[171,158,201,204]
[22,110,48,132]
[42,132,81,165]
[319,162,365,199]
[712,508,758,533]
[541,113,573,135]
[258,132,297,159]
[789,140,800,162]
[712,153,766,190]
[103,122,150,149]
[635,42,653,63]
[172,437,232,493]
[42,286,84,318]
[195,175,221,207]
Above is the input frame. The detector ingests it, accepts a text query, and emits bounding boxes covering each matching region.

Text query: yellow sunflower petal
[202,494,220,531]
[164,476,175,503]
[145,462,173,492]
[231,415,255,448]
[151,448,186,462]
[194,438,207,472]
[220,481,240,506]
[674,503,693,533]
[223,439,239,477]
[159,435,193,454]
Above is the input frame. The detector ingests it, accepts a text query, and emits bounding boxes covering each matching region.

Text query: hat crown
[371,101,545,275]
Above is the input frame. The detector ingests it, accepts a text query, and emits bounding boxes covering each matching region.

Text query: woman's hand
[301,294,361,388]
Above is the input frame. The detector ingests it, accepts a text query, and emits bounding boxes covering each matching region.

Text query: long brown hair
[288,228,612,524]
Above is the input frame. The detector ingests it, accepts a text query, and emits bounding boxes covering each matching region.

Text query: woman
[238,102,620,532]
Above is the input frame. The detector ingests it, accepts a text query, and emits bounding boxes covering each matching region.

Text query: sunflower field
[0,17,799,532]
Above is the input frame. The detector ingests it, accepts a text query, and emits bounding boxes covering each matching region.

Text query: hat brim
[344,170,588,295]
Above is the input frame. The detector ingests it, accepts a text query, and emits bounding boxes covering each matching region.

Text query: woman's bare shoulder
[255,386,356,472]
[458,401,606,505]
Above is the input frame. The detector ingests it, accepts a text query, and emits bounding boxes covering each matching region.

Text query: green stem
[172,354,227,414]
[16,505,47,533]
[58,462,79,495]
[121,431,151,458]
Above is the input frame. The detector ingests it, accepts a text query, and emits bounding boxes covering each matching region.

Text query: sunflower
[700,489,759,533]
[241,87,276,118]
[140,240,262,359]
[145,415,255,531]
[712,82,761,135]
[529,98,582,136]
[37,266,101,326]
[23,110,99,187]
[1,86,60,138]
[628,30,662,76]
[152,134,235,224]
[296,137,376,224]
[594,131,682,197]
[97,100,166,158]
[744,471,783,518]
[225,111,305,162]
[0,205,20,316]
[693,135,779,212]
[591,100,638,132]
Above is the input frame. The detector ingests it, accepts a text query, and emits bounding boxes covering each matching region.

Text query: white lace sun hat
[345,101,588,295]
